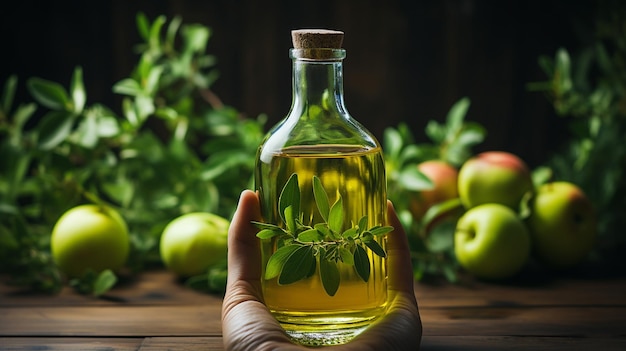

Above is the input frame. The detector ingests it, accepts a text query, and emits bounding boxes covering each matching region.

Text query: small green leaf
[201,150,253,181]
[445,97,470,140]
[518,191,534,220]
[13,103,37,133]
[136,12,150,40]
[383,127,404,159]
[369,226,394,236]
[284,205,297,234]
[364,239,387,258]
[353,245,370,282]
[93,270,117,297]
[357,216,368,233]
[182,23,210,53]
[320,257,340,296]
[279,173,300,224]
[425,221,456,253]
[206,262,228,294]
[122,97,139,126]
[95,113,121,138]
[420,198,462,231]
[252,221,283,231]
[2,75,17,114]
[531,166,553,187]
[319,246,333,261]
[257,228,283,240]
[425,120,446,144]
[297,228,322,242]
[144,66,164,95]
[27,77,70,110]
[265,244,300,280]
[555,48,573,93]
[134,95,155,121]
[328,196,343,233]
[342,227,358,239]
[361,232,374,243]
[455,125,486,148]
[137,54,153,82]
[113,78,144,96]
[278,245,315,285]
[36,110,75,150]
[313,176,330,221]
[339,247,354,265]
[70,67,86,113]
[148,15,167,51]
[442,262,459,283]
[101,178,134,208]
[314,223,331,238]
[398,144,425,165]
[166,16,182,48]
[75,113,98,148]
[398,166,433,191]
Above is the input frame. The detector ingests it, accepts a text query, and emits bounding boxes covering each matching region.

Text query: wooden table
[1,269,625,350]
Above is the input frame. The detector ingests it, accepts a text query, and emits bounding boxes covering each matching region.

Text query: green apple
[454,203,531,280]
[526,181,597,269]
[160,212,230,277]
[409,160,459,220]
[51,204,130,278]
[458,151,534,210]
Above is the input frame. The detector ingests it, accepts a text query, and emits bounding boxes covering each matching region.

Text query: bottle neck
[289,49,347,120]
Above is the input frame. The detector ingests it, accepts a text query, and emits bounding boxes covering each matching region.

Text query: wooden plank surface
[0,305,222,336]
[1,270,625,350]
[420,336,626,351]
[1,305,622,338]
[0,338,143,351]
[2,336,625,351]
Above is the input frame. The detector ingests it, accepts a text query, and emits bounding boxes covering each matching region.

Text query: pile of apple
[415,151,597,280]
[51,207,230,282]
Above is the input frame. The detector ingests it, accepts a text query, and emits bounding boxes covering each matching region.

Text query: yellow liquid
[256,144,388,345]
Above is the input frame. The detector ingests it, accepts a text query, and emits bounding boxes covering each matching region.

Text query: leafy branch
[0,13,264,295]
[526,1,626,264]
[383,97,485,282]
[253,174,392,296]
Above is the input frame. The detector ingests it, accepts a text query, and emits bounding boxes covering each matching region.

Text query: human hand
[221,190,422,351]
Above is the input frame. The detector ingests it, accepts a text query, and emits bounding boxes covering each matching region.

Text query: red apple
[526,181,597,269]
[409,160,459,220]
[457,151,534,210]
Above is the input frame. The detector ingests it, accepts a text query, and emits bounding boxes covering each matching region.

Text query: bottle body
[254,45,389,345]
[256,145,387,342]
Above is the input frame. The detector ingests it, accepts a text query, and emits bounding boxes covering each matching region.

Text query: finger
[385,200,415,293]
[222,190,299,350]
[338,201,422,350]
[227,189,263,283]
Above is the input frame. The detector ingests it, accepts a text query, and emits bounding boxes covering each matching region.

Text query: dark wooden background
[1,0,600,167]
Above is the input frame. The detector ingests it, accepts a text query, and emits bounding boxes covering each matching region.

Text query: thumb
[227,190,263,283]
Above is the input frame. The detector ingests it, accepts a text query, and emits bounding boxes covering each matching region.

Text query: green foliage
[185,259,228,295]
[0,13,514,290]
[3,7,619,295]
[69,269,118,297]
[527,2,626,263]
[0,13,265,295]
[383,97,485,282]
[253,174,392,296]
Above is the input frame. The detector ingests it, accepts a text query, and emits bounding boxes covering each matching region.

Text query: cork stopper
[291,29,344,49]
[290,29,345,60]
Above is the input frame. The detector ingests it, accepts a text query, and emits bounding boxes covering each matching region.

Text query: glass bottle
[254,29,389,346]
